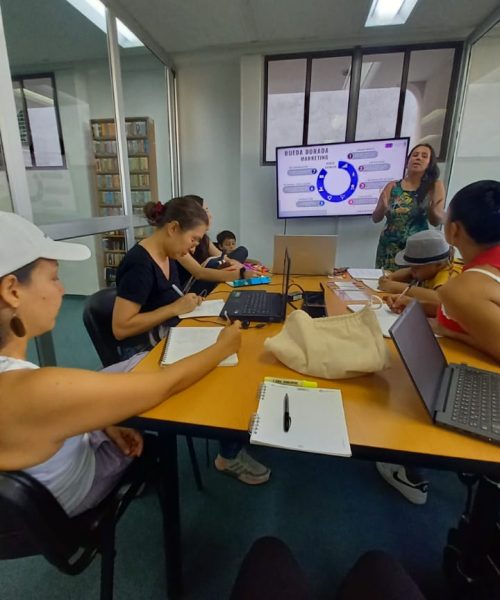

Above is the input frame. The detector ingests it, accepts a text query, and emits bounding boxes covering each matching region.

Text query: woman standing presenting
[372,144,446,271]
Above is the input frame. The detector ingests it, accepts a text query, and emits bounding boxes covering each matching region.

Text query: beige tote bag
[264,307,391,379]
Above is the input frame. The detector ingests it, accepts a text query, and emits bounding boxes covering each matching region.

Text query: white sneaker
[215,449,271,485]
[376,462,428,505]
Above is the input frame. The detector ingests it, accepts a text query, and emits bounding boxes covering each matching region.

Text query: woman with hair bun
[113,196,271,484]
[112,196,208,350]
[372,143,446,271]
[113,196,254,351]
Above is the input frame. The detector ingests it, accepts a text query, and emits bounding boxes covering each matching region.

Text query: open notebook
[179,299,225,319]
[347,304,398,338]
[249,382,351,457]
[161,327,238,367]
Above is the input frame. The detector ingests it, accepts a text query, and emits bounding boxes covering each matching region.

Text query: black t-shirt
[116,245,181,345]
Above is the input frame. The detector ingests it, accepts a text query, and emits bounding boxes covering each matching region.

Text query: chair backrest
[0,471,79,566]
[83,288,122,367]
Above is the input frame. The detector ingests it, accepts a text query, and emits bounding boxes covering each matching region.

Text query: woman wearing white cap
[0,211,240,515]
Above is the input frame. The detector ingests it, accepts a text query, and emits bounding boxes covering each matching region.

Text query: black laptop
[389,300,500,444]
[220,251,291,323]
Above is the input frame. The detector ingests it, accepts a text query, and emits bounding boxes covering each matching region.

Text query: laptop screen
[389,300,448,416]
[281,249,291,313]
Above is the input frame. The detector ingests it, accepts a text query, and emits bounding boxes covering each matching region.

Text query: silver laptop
[389,300,500,444]
[273,235,337,275]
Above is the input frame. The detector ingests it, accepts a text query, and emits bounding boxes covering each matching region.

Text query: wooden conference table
[129,275,500,598]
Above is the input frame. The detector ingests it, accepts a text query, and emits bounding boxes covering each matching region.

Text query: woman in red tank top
[437,180,500,362]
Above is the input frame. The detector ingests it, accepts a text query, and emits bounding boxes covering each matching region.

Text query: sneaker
[214,449,271,485]
[376,462,428,505]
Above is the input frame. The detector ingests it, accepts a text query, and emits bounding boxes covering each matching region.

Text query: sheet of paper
[332,281,361,291]
[347,268,384,280]
[179,299,225,319]
[347,304,399,338]
[336,290,370,302]
[360,279,382,291]
[161,327,238,366]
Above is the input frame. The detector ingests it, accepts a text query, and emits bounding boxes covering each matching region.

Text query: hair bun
[144,201,165,225]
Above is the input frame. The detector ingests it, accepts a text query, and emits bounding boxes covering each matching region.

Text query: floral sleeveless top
[375,181,429,271]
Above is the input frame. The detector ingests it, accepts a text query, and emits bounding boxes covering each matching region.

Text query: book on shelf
[95,156,149,173]
[93,139,149,156]
[91,119,148,139]
[104,267,117,285]
[91,117,157,287]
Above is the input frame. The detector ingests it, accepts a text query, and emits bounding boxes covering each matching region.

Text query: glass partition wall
[0,0,175,365]
[447,21,500,201]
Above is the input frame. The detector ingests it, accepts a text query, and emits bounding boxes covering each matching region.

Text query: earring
[10,313,26,338]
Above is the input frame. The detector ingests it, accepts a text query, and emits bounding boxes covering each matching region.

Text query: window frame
[263,41,463,165]
[11,72,66,170]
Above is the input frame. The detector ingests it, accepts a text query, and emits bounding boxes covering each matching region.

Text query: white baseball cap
[0,211,91,278]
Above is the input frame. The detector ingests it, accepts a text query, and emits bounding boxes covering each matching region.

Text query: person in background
[113,196,271,485]
[436,179,500,363]
[372,143,446,271]
[112,197,207,352]
[0,211,241,514]
[176,195,257,292]
[216,229,261,266]
[378,230,462,316]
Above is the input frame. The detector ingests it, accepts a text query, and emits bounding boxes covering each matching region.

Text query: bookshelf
[90,117,158,286]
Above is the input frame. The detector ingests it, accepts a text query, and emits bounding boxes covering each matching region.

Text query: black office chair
[0,464,148,600]
[83,288,204,490]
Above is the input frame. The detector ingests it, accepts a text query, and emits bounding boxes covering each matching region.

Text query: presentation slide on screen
[276,138,409,218]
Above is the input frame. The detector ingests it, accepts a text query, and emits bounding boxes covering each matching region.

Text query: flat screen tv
[276,137,410,219]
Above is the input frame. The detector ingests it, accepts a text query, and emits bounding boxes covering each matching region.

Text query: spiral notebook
[249,382,351,456]
[160,327,238,367]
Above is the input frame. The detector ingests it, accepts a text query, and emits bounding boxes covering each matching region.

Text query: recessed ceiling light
[365,0,418,27]
[65,0,143,47]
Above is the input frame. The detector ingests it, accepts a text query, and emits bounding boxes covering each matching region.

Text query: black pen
[283,393,291,432]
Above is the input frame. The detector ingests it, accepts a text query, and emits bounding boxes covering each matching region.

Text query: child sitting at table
[377,230,462,316]
[216,230,262,267]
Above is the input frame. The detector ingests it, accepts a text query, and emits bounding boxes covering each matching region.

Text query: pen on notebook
[172,284,184,297]
[283,393,291,433]
[395,280,417,303]
[265,376,317,388]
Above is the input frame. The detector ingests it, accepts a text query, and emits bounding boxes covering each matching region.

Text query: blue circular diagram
[316,161,358,203]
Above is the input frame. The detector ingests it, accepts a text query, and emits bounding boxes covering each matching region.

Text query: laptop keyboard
[234,291,273,316]
[452,368,500,434]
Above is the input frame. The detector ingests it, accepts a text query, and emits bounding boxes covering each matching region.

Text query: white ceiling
[106,0,500,57]
[2,0,499,70]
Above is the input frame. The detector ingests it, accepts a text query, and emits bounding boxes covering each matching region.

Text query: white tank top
[0,356,96,515]
[466,268,500,283]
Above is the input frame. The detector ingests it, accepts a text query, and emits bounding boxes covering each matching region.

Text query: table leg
[444,474,500,594]
[157,431,183,598]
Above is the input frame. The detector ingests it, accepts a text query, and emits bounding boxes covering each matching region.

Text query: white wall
[178,53,389,268]
[177,55,241,236]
